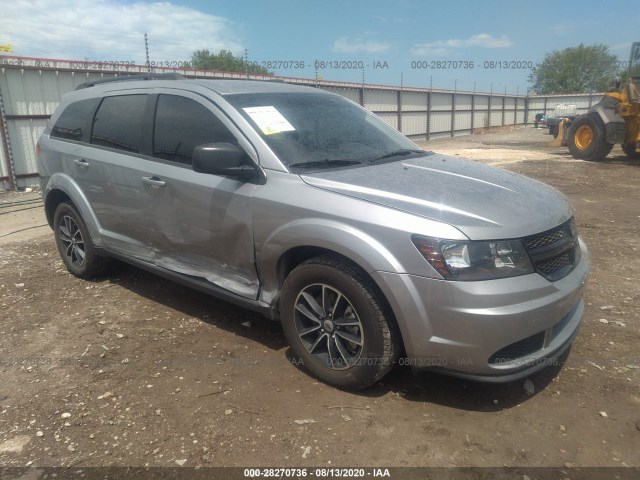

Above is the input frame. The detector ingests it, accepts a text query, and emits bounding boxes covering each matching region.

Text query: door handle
[73,159,89,168]
[142,176,166,187]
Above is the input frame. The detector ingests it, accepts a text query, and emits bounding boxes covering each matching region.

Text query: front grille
[525,228,566,249]
[523,218,579,281]
[537,252,572,275]
[488,331,545,364]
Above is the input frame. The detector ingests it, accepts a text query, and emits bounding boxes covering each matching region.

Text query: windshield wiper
[288,159,363,169]
[370,149,426,162]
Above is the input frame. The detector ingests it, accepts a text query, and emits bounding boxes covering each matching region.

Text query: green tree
[190,49,271,75]
[528,44,619,94]
[618,42,640,85]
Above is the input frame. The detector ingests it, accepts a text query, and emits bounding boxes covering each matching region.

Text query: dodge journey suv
[37,74,589,390]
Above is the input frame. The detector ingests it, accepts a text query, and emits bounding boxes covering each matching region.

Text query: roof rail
[76,73,185,90]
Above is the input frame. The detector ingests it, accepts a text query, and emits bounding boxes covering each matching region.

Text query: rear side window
[50,98,98,141]
[91,95,147,153]
[153,95,235,164]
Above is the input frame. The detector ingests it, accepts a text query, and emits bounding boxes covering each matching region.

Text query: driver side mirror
[192,142,257,180]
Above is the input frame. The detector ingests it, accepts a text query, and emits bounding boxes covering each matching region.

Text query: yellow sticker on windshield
[243,106,295,135]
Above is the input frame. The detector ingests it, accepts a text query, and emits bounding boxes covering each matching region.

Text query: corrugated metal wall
[402,91,428,110]
[431,92,453,110]
[364,89,397,111]
[401,112,427,136]
[0,56,602,190]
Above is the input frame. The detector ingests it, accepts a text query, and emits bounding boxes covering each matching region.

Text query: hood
[300,153,573,240]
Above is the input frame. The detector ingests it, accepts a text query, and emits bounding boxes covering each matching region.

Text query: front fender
[588,96,627,145]
[256,219,405,306]
[590,96,625,125]
[44,173,103,246]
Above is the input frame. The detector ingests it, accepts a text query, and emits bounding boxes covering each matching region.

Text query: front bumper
[371,239,590,382]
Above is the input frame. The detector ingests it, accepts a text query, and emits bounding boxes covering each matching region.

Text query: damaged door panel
[144,162,259,299]
[143,92,260,298]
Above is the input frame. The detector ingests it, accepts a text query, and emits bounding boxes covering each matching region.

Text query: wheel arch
[275,247,396,315]
[276,245,335,288]
[42,173,103,245]
[44,188,71,228]
[258,221,405,302]
[258,222,408,350]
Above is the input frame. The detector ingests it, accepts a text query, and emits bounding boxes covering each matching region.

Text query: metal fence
[0,55,602,190]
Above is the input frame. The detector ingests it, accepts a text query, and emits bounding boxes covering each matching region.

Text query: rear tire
[280,254,399,390]
[567,114,614,161]
[622,142,640,159]
[53,202,110,279]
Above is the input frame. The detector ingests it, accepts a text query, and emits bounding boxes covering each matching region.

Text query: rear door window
[91,95,148,153]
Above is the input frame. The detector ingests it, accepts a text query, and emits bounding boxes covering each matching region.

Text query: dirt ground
[0,126,639,473]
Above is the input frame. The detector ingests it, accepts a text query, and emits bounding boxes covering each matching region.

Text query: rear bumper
[372,239,590,382]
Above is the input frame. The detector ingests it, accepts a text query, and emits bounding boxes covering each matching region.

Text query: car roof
[191,79,325,95]
[76,76,327,96]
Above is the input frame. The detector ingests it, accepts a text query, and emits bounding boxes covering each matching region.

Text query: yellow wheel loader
[563,42,640,161]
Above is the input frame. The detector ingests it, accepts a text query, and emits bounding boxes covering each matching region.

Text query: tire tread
[53,201,111,279]
[282,253,400,390]
[567,113,614,161]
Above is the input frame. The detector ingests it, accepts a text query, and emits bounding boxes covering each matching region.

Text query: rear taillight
[36,142,41,158]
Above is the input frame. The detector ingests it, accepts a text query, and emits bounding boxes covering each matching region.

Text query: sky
[1,0,638,94]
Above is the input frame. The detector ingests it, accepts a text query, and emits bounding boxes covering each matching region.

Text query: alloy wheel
[58,215,86,267]
[293,283,364,370]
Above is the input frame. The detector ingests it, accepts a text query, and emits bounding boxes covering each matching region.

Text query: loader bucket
[546,118,569,147]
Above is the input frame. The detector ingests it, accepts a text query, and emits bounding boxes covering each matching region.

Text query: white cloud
[333,36,391,54]
[411,34,513,56]
[0,0,243,62]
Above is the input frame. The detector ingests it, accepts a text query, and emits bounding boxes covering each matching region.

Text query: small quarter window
[50,98,99,142]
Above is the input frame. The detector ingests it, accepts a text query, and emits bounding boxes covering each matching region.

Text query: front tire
[280,255,399,390]
[622,142,640,159]
[53,202,109,279]
[567,113,613,160]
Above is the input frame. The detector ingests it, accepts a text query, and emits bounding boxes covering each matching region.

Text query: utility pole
[359,68,365,106]
[144,33,151,72]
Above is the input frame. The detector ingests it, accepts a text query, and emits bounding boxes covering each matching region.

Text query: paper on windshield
[243,106,295,135]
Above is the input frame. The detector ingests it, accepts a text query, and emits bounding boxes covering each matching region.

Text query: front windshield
[225,91,422,169]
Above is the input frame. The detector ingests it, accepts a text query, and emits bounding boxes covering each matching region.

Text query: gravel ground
[0,125,639,474]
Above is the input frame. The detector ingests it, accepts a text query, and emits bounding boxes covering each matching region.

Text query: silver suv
[37,75,590,390]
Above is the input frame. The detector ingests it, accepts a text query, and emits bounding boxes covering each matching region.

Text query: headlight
[412,236,534,281]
